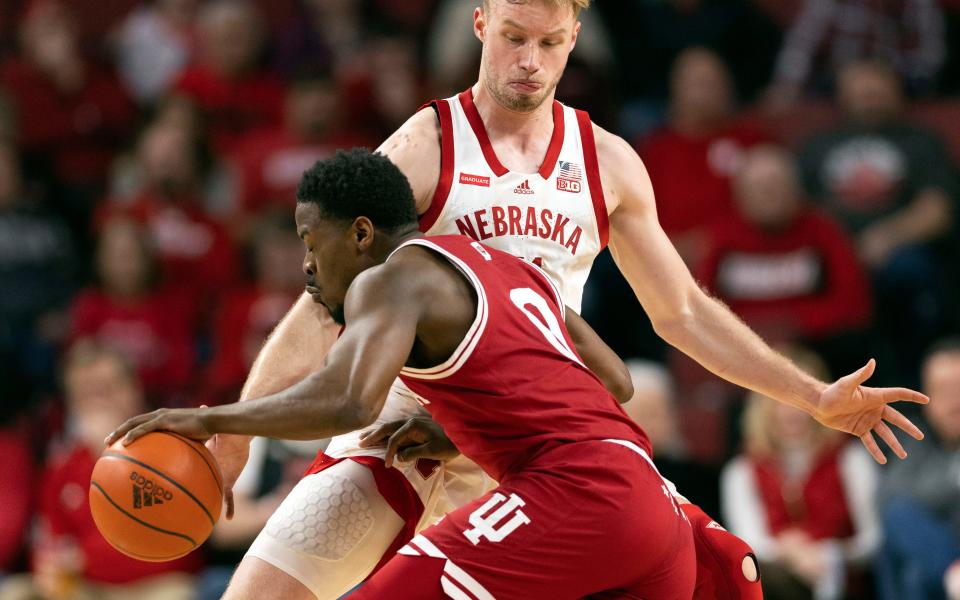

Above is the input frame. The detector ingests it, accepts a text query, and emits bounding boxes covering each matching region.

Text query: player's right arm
[207,107,442,510]
[564,307,632,403]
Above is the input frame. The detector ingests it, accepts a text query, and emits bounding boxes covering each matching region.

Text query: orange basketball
[89,431,223,562]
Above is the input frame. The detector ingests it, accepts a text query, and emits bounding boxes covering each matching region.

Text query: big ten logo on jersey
[557,161,582,193]
[462,492,530,545]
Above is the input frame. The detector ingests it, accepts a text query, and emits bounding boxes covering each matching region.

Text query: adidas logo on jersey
[130,471,174,509]
[514,179,534,195]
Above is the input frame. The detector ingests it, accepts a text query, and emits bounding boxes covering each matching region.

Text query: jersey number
[508,288,582,366]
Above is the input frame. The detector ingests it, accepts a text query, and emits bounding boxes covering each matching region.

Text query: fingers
[358,420,404,448]
[104,413,154,446]
[121,420,162,446]
[882,405,924,440]
[860,431,886,465]
[383,421,415,469]
[225,488,235,521]
[396,443,433,464]
[873,421,906,459]
[879,387,930,405]
[851,358,877,386]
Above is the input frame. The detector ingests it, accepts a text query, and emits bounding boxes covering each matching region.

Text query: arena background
[1,0,959,598]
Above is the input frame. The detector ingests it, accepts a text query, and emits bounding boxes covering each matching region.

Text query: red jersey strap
[575,109,609,249]
[417,100,455,232]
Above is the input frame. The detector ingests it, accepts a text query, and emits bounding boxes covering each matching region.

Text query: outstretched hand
[358,416,459,468]
[813,359,929,464]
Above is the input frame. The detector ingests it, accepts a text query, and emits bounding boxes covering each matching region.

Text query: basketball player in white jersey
[209,1,927,598]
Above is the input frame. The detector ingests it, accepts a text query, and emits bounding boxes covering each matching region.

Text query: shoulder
[591,122,655,215]
[377,107,442,213]
[345,244,444,314]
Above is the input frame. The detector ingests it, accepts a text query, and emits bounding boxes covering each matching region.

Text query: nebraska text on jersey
[454,206,583,254]
[417,88,609,313]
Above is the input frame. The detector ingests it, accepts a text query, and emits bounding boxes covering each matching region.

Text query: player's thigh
[348,555,448,600]
[242,459,406,599]
[223,556,315,600]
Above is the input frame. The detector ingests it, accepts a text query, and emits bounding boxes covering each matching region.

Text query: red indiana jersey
[392,235,651,482]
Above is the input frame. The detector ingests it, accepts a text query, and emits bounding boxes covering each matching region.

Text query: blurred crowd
[0,0,959,599]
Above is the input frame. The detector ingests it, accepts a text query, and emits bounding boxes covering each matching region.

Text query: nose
[302,252,315,277]
[518,42,541,75]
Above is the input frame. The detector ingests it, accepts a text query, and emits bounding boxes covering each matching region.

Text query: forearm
[656,290,825,414]
[240,292,339,401]
[204,373,367,441]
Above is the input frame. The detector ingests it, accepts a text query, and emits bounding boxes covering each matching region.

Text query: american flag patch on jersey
[558,161,582,181]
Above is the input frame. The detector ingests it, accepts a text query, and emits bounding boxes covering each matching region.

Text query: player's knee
[263,472,376,561]
[741,553,760,583]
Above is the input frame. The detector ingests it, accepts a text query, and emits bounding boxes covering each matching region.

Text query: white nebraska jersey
[417,88,609,313]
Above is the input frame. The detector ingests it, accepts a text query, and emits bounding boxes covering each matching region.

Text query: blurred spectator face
[158,0,199,26]
[477,0,580,112]
[19,1,80,76]
[622,361,679,452]
[63,340,144,450]
[670,48,734,129]
[0,143,21,209]
[96,218,154,299]
[368,36,420,127]
[923,347,960,445]
[838,62,904,126]
[286,80,338,138]
[733,146,802,231]
[198,0,262,79]
[770,402,815,448]
[139,122,197,193]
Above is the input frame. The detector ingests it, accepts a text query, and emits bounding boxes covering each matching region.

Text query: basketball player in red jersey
[198,1,927,598]
[107,150,927,599]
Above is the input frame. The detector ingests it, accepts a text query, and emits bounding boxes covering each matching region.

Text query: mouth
[509,81,542,93]
[305,285,324,303]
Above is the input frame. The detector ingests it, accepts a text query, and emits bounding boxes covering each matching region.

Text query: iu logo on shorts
[462,492,531,545]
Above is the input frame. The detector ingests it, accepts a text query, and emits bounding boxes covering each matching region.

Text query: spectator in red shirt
[70,217,195,406]
[172,0,284,154]
[722,347,880,600]
[697,145,872,373]
[101,118,240,315]
[0,0,135,191]
[15,339,200,598]
[202,214,304,407]
[229,69,374,238]
[638,47,769,263]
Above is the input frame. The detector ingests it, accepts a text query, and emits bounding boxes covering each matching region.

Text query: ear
[352,217,375,252]
[569,20,580,53]
[474,6,486,43]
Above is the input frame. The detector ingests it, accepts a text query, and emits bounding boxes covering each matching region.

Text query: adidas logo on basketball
[513,179,534,195]
[130,471,174,509]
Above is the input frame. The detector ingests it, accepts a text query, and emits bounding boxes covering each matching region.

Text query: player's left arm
[564,307,633,403]
[596,125,928,464]
[106,266,423,445]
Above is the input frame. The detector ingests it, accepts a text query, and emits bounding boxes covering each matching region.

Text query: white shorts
[245,381,494,599]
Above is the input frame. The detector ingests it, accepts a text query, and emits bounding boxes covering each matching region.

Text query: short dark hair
[296,148,417,231]
[925,337,960,363]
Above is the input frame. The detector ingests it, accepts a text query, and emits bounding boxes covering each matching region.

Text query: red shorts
[352,439,696,599]
[683,504,762,600]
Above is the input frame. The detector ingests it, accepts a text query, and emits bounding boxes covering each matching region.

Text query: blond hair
[741,346,840,459]
[483,0,590,19]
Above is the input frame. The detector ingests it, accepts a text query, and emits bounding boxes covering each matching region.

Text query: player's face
[296,202,355,325]
[923,352,960,443]
[475,1,580,113]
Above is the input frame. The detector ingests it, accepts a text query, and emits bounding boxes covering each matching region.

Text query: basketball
[89,431,223,562]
